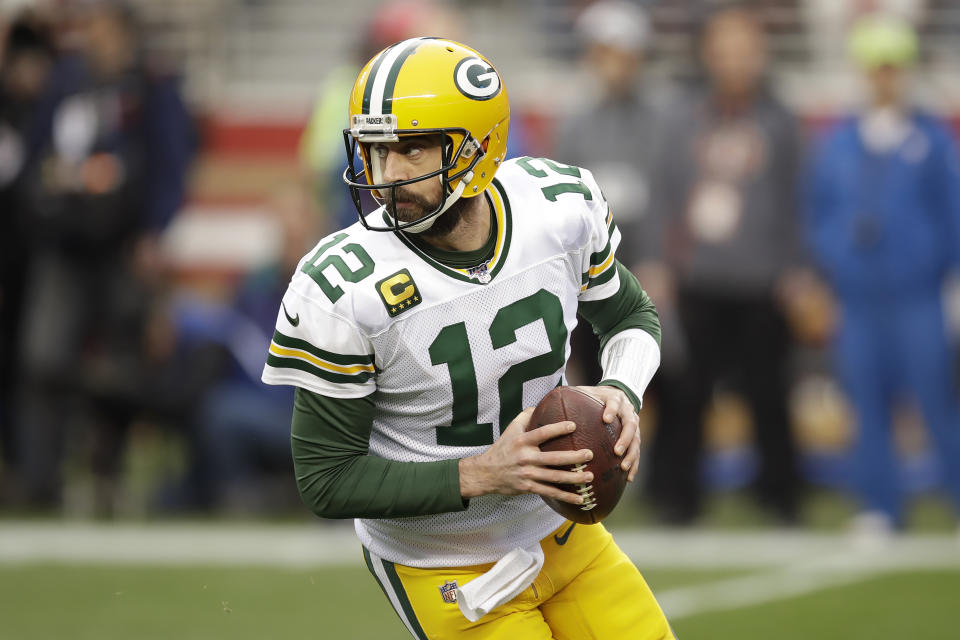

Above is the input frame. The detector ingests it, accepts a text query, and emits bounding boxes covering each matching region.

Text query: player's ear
[481,137,490,153]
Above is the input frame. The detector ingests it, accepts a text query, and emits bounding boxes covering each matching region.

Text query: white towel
[456,545,545,622]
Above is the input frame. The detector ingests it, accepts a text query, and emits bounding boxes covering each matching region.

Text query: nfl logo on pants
[439,580,458,604]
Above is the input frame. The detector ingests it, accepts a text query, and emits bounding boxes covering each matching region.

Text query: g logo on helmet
[454,57,501,101]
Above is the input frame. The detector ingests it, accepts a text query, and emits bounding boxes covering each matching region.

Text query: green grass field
[2,515,958,639]
[674,571,960,640]
[2,564,958,639]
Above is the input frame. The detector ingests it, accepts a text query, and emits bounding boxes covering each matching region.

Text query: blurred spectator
[0,14,55,502]
[194,186,319,513]
[804,14,960,535]
[643,4,804,525]
[803,0,928,69]
[13,1,195,512]
[553,0,668,385]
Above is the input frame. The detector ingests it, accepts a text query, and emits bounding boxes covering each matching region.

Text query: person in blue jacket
[805,14,960,534]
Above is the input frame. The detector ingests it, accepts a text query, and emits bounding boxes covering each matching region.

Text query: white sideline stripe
[0,522,362,567]
[0,523,957,569]
[658,563,878,620]
[634,530,960,620]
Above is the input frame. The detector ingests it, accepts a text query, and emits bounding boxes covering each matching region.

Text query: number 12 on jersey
[429,289,567,447]
[516,156,593,202]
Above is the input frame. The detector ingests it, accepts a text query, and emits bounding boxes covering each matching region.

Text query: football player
[262,38,672,639]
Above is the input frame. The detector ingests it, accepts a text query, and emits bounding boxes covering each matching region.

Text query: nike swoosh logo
[282,302,300,327]
[553,522,576,546]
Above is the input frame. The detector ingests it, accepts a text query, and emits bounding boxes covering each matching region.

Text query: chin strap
[403,170,473,234]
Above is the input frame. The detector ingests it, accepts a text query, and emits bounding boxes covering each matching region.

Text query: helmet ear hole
[481,137,490,152]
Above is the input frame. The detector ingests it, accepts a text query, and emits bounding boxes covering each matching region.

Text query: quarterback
[262,37,673,639]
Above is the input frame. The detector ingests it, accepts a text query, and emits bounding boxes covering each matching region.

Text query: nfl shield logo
[467,263,491,284]
[438,580,459,604]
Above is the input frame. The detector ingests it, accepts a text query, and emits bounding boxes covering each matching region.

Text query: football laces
[571,463,597,511]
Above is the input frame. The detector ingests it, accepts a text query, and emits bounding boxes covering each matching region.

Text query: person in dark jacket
[644,5,805,525]
[0,15,56,503]
[14,1,195,511]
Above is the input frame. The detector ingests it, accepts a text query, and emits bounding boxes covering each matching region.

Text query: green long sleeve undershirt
[291,388,467,519]
[291,260,660,520]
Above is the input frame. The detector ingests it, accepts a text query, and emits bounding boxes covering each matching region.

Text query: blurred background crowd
[1,0,959,540]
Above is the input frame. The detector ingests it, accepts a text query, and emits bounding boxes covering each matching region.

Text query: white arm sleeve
[599,328,661,408]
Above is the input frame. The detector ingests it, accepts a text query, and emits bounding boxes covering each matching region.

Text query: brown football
[526,386,628,524]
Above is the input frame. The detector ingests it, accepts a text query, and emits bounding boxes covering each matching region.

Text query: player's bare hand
[459,407,594,505]
[574,385,641,482]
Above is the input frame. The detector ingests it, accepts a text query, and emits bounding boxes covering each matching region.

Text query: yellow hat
[848,14,918,68]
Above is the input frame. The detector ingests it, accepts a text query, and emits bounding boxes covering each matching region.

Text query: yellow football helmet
[342,37,510,232]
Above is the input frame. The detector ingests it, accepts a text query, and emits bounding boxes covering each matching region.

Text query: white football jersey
[262,157,623,567]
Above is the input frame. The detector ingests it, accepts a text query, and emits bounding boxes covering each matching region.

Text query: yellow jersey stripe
[269,343,376,375]
[588,251,615,277]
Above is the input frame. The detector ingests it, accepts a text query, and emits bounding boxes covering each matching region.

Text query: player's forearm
[293,441,465,518]
[291,388,468,519]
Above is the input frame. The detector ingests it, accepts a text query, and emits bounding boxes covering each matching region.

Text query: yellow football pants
[362,521,675,639]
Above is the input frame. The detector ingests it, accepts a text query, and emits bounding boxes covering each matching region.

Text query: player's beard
[387,184,467,239]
